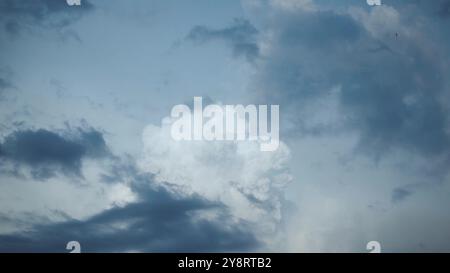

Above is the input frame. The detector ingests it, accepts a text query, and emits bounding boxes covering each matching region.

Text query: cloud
[391,187,413,204]
[0,68,14,99]
[187,18,260,61]
[0,122,265,252]
[250,4,450,160]
[269,0,315,12]
[138,115,292,246]
[0,77,12,100]
[0,163,259,252]
[437,0,450,18]
[0,77,12,90]
[385,0,450,18]
[0,0,94,35]
[0,126,110,179]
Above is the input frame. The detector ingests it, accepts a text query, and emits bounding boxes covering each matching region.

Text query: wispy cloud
[187,18,260,62]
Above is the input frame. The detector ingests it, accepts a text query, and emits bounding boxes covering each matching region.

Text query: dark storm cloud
[187,18,259,61]
[252,5,450,159]
[0,170,259,252]
[0,0,94,35]
[0,127,109,179]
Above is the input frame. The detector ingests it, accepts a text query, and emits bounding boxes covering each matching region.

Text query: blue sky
[1,0,450,252]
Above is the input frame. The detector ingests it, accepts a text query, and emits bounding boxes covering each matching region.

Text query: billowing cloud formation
[0,127,109,179]
[139,116,292,245]
[0,0,94,35]
[187,18,260,61]
[0,165,259,252]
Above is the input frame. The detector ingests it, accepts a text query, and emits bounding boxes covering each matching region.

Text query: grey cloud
[388,0,450,18]
[278,10,362,49]
[0,77,12,99]
[0,125,261,252]
[0,0,94,35]
[0,127,110,179]
[392,187,413,204]
[253,6,450,159]
[438,0,450,18]
[187,18,259,61]
[0,168,260,252]
[0,77,12,90]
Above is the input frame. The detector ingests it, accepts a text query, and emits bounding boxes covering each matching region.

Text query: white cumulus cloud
[138,116,293,242]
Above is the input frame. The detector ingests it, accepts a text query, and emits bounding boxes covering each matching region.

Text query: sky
[0,0,450,252]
